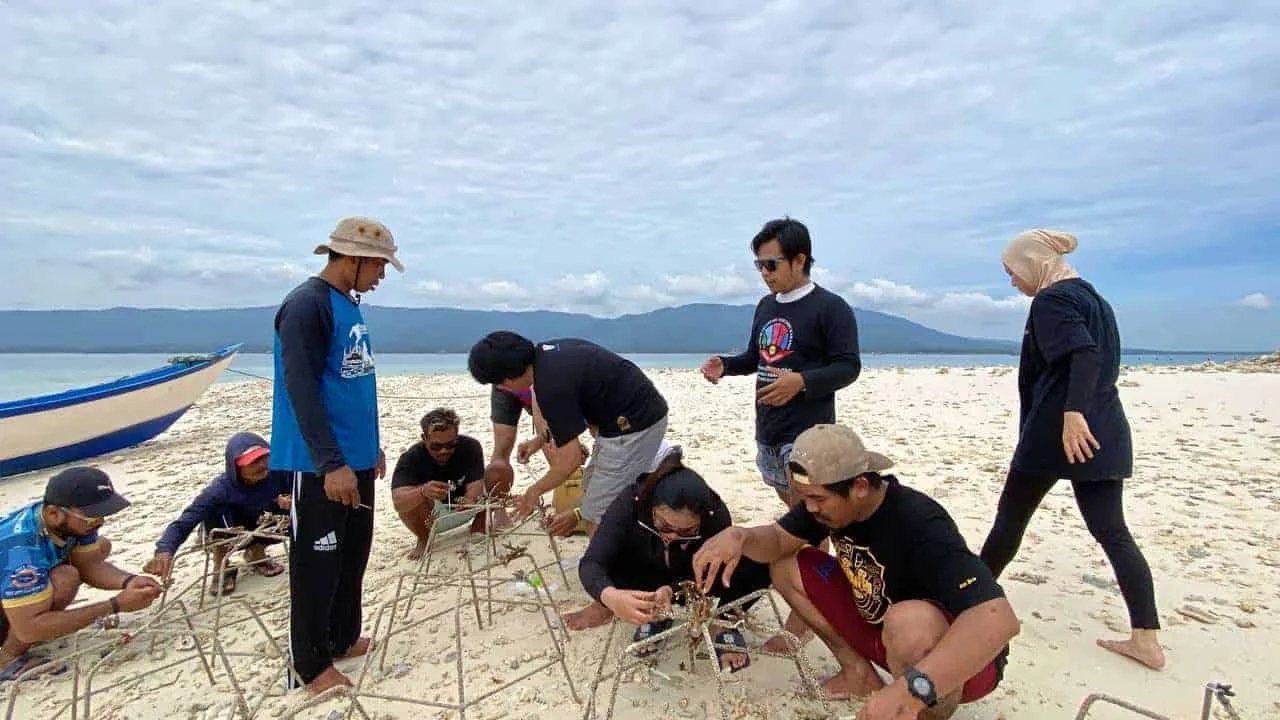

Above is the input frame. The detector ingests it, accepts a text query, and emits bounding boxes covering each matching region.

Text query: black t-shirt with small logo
[532,338,668,447]
[777,475,1005,624]
[390,436,485,504]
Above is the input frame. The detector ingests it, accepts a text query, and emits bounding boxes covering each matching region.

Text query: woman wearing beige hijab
[979,229,1164,671]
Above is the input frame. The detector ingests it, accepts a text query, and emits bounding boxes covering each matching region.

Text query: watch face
[911,676,932,695]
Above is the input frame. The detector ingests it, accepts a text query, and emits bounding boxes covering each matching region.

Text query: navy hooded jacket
[155,432,288,555]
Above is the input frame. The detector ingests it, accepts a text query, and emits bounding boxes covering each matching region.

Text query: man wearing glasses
[699,217,862,653]
[0,467,162,681]
[390,408,494,560]
[700,217,862,506]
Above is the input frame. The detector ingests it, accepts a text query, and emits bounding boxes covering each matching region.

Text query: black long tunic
[1012,278,1133,481]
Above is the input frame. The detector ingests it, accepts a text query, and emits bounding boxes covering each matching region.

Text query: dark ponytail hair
[636,447,715,517]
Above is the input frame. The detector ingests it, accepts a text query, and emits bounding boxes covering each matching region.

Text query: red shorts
[796,547,1004,703]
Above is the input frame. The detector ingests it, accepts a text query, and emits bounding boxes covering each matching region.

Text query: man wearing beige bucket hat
[693,424,1019,719]
[269,216,402,694]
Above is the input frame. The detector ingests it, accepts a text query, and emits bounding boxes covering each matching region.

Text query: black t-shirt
[720,285,861,447]
[1014,278,1132,481]
[490,386,532,427]
[777,476,1005,624]
[390,436,485,503]
[533,338,668,447]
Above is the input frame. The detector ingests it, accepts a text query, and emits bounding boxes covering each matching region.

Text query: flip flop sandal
[209,567,239,596]
[0,652,67,682]
[254,559,285,577]
[712,628,751,674]
[631,618,673,657]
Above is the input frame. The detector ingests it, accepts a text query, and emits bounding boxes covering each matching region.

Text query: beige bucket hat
[314,216,404,272]
[787,424,894,486]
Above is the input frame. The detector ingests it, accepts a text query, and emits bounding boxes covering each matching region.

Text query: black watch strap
[904,666,938,708]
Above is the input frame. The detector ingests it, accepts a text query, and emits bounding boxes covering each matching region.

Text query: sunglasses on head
[753,256,787,272]
[428,440,458,452]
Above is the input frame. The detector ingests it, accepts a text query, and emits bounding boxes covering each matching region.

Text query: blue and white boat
[0,344,240,477]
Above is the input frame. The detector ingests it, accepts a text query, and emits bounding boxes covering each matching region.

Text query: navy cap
[43,467,130,517]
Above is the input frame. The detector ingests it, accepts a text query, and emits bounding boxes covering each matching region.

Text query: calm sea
[0,351,1259,403]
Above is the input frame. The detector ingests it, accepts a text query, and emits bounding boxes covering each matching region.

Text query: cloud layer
[2,2,1277,348]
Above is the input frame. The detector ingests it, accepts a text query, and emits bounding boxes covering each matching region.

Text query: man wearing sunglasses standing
[0,467,162,681]
[700,217,862,651]
[270,217,400,695]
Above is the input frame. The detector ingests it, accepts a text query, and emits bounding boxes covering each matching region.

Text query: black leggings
[979,471,1160,630]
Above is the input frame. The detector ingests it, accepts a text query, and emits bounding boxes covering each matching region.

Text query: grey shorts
[755,441,795,492]
[580,415,669,523]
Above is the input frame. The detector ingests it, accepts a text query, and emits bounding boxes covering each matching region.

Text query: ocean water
[0,351,1259,403]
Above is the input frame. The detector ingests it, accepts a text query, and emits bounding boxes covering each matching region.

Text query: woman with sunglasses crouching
[569,442,770,673]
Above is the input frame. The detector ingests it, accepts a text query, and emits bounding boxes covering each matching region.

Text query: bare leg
[563,520,612,629]
[397,501,434,561]
[770,554,883,700]
[880,600,963,719]
[0,564,81,667]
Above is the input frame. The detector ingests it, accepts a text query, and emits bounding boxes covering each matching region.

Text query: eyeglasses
[637,519,701,542]
[427,440,458,452]
[61,508,105,527]
[753,256,786,272]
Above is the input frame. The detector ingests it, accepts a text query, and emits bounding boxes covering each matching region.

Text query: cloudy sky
[2,2,1277,350]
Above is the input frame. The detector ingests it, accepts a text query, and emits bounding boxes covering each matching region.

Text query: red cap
[235,445,270,467]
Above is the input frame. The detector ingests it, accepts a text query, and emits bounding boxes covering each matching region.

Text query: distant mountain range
[0,303,1030,354]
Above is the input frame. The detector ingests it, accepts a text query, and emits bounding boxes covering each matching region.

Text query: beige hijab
[1002,229,1081,293]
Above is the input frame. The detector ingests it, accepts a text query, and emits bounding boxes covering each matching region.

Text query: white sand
[2,365,1278,719]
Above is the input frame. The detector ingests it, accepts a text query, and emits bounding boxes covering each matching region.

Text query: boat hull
[0,347,238,477]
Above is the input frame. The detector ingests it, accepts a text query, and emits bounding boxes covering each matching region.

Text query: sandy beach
[2,364,1278,719]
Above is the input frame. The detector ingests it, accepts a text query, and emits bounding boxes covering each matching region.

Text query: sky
[1,2,1278,351]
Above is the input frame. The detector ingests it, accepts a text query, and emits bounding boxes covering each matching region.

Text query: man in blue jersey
[270,216,401,695]
[1,468,162,680]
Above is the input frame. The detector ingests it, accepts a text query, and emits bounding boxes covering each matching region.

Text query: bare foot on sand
[408,538,429,561]
[564,601,613,631]
[338,637,376,659]
[304,666,353,695]
[1097,630,1165,670]
[762,628,814,654]
[817,665,885,701]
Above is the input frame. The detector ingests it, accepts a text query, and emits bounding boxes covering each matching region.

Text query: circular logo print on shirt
[9,564,43,591]
[758,318,795,364]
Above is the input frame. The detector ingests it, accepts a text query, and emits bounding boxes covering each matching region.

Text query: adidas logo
[313,531,338,552]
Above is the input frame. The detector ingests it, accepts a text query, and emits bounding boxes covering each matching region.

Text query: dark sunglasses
[637,519,701,542]
[428,440,458,452]
[753,256,787,272]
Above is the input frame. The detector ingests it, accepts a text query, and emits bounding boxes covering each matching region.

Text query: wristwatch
[904,666,938,708]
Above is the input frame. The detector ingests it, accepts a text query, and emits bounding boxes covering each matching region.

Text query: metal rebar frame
[2,594,286,720]
[2,517,296,719]
[1074,681,1243,720]
[579,588,830,720]
[391,482,574,631]
[280,537,580,720]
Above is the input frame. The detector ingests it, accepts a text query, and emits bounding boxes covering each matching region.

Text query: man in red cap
[0,467,162,680]
[144,432,291,595]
